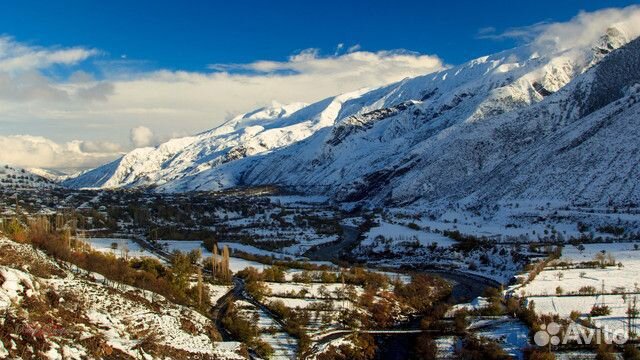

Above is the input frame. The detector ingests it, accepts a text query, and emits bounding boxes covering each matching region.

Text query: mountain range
[65,26,640,208]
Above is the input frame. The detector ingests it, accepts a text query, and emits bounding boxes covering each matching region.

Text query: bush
[579,286,597,295]
[10,223,203,307]
[569,310,581,321]
[524,348,556,360]
[221,302,259,343]
[407,222,420,230]
[413,334,437,359]
[453,310,468,333]
[590,305,611,317]
[595,344,617,360]
[456,336,511,360]
[394,274,451,313]
[623,344,640,360]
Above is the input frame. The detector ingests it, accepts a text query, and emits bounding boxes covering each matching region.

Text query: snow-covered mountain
[66,26,640,207]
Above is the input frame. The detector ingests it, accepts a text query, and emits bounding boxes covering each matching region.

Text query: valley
[1,183,639,359]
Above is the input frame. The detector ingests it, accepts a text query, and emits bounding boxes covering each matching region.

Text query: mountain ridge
[65,26,640,208]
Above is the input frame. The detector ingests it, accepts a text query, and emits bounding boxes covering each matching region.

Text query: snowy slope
[0,164,56,190]
[234,32,640,207]
[0,236,245,359]
[66,26,640,208]
[63,97,362,189]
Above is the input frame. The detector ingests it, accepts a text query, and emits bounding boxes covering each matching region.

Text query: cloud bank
[0,135,122,169]
[0,38,446,169]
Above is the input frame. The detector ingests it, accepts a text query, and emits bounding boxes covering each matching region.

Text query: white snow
[360,220,457,252]
[473,318,530,359]
[85,237,152,259]
[0,266,37,309]
[518,243,640,296]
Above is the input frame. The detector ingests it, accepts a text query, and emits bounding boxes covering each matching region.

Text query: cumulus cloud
[0,135,122,169]
[81,48,445,139]
[129,126,155,147]
[79,140,122,153]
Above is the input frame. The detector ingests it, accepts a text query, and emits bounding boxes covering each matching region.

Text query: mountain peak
[593,26,629,57]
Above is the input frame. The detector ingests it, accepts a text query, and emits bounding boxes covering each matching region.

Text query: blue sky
[2,0,637,70]
[0,2,639,169]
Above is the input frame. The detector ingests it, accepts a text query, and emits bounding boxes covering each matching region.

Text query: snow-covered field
[526,294,639,336]
[360,220,457,252]
[266,296,352,311]
[519,242,640,336]
[85,237,152,258]
[85,237,269,272]
[206,283,233,304]
[518,242,640,296]
[266,282,362,299]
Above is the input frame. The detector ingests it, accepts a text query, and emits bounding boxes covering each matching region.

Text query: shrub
[579,286,597,295]
[407,222,420,230]
[524,348,556,360]
[456,335,511,360]
[453,310,468,333]
[590,305,611,317]
[569,310,581,321]
[394,274,451,313]
[595,343,617,360]
[623,344,640,360]
[413,334,437,359]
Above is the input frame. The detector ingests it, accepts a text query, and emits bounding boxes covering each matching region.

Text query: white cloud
[347,44,361,53]
[534,5,640,52]
[129,126,155,147]
[0,38,446,153]
[0,47,446,170]
[476,22,550,41]
[207,48,443,76]
[82,49,445,138]
[0,36,97,72]
[478,5,640,53]
[0,135,122,169]
[79,140,122,153]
